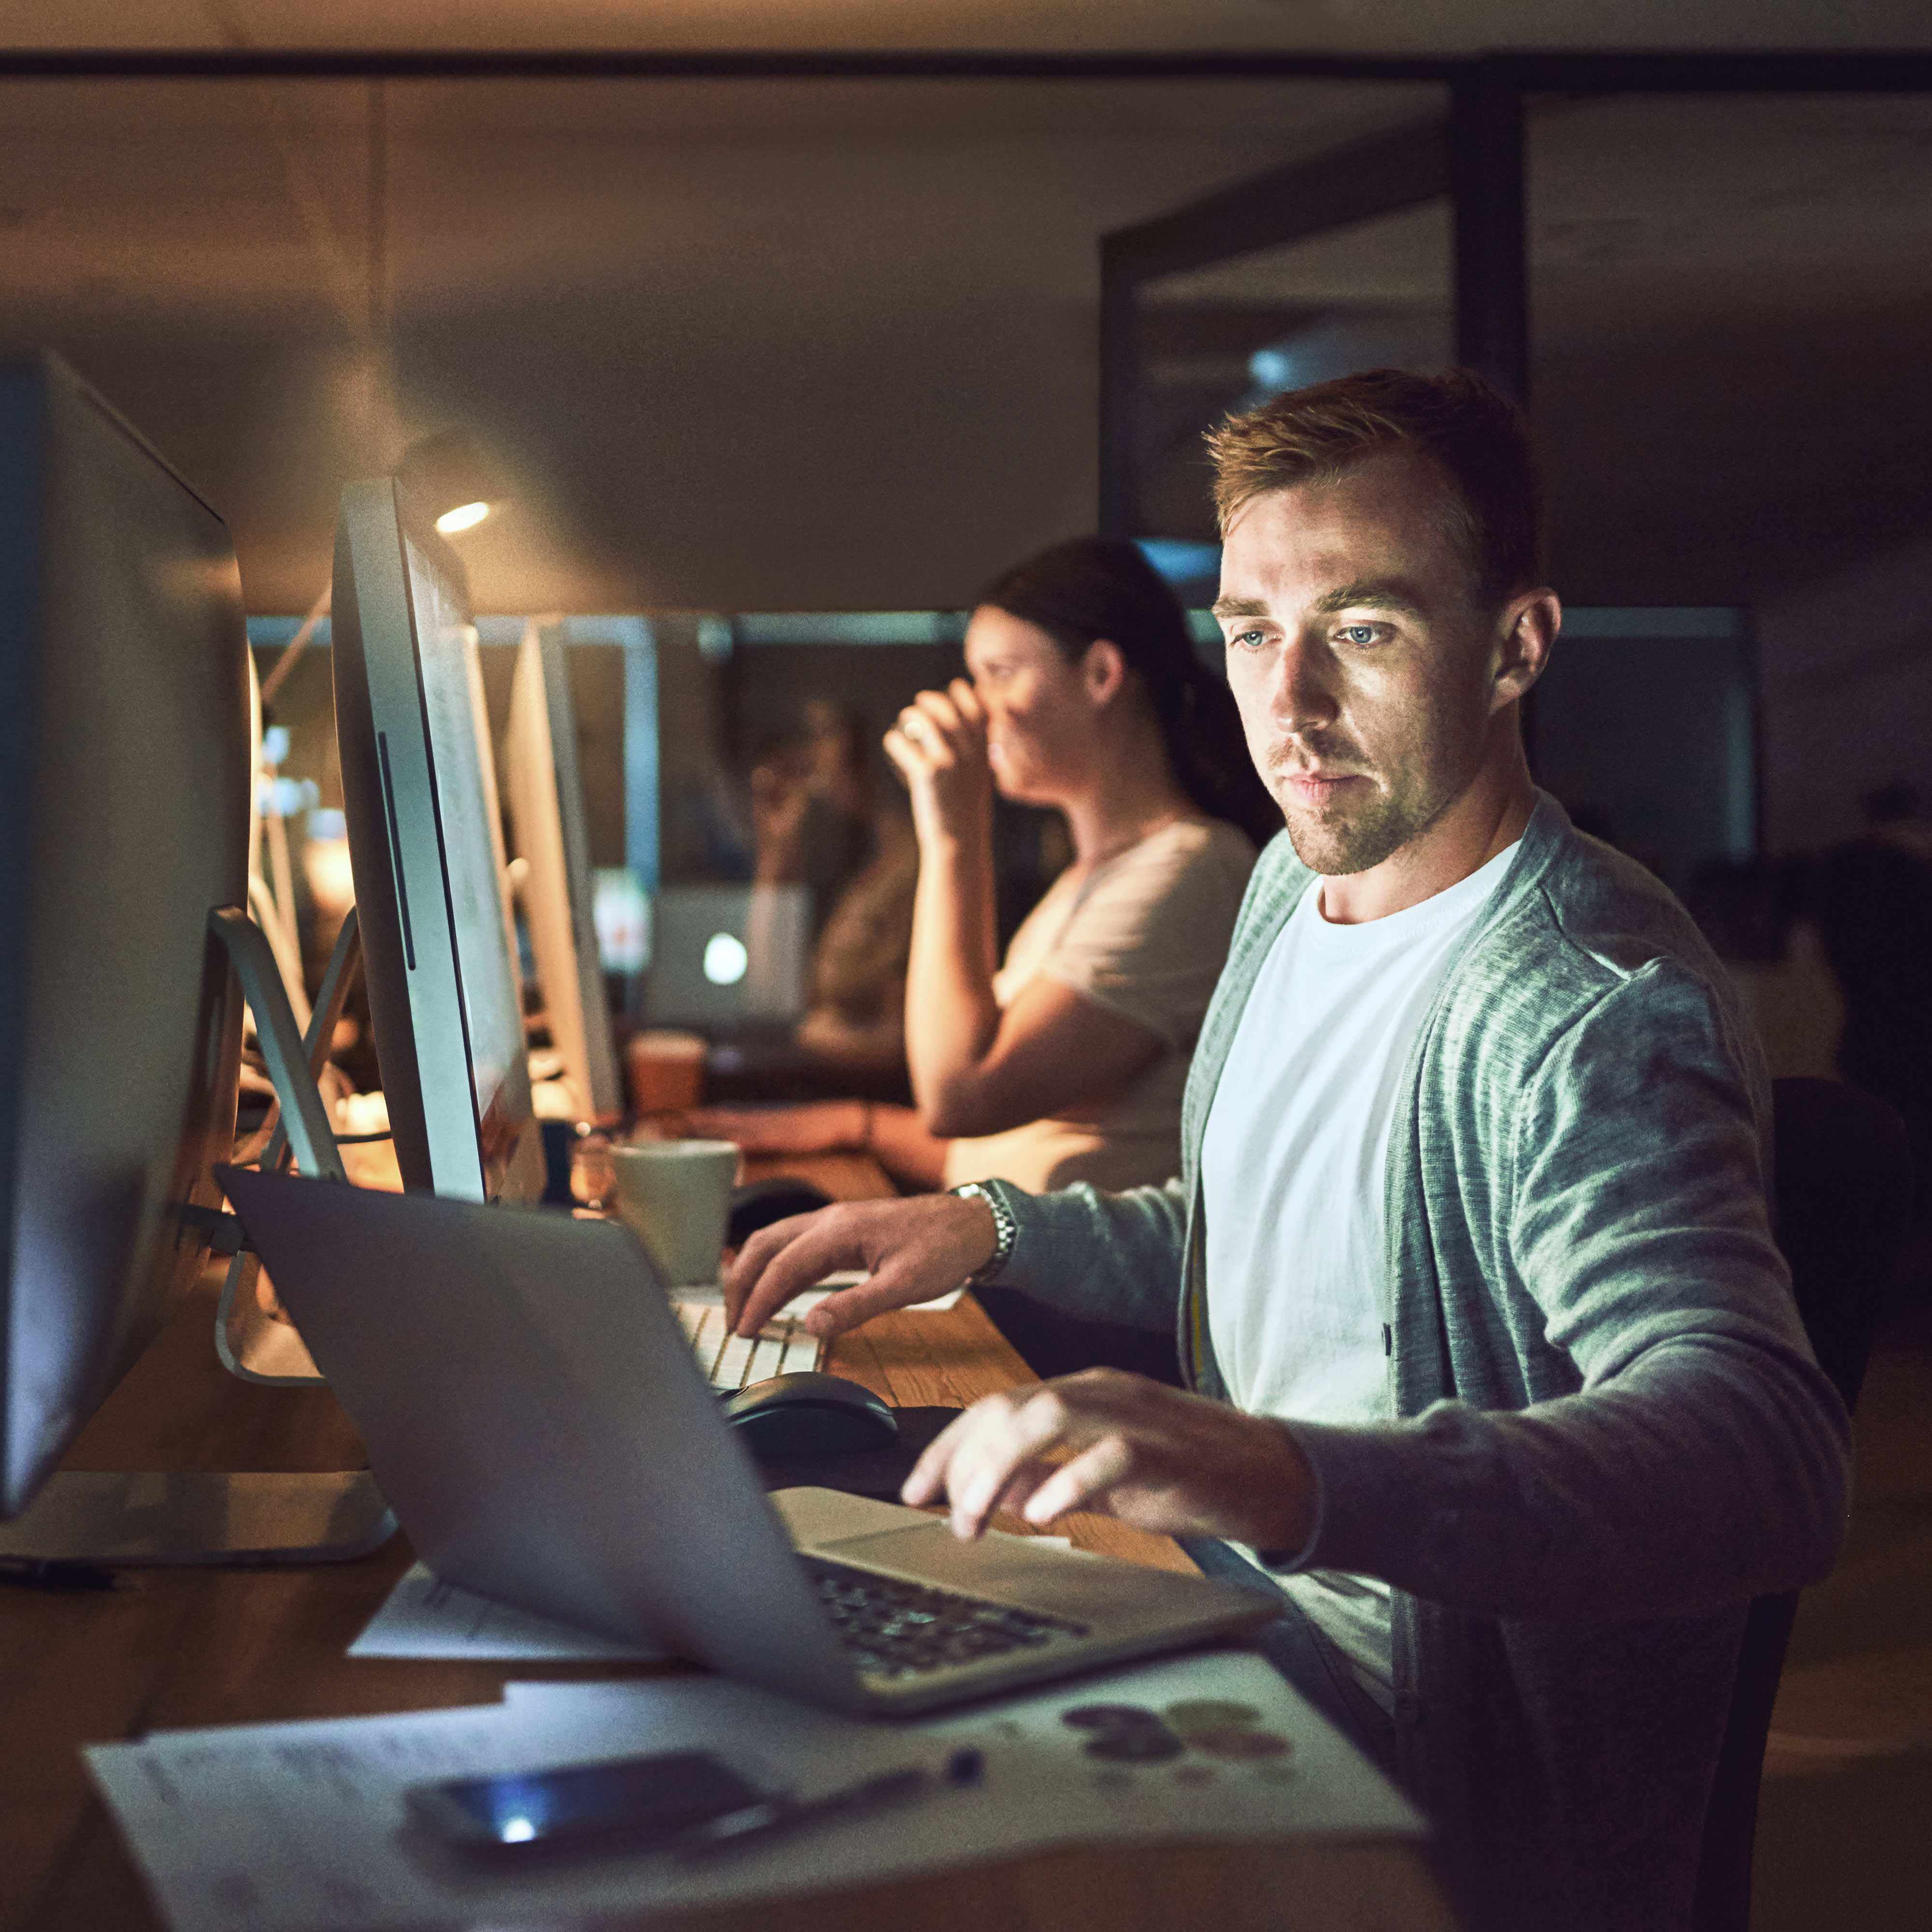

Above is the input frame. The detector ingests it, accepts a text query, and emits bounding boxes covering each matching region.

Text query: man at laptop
[726,368,1850,1932]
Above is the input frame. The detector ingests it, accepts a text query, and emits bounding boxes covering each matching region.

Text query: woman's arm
[675,1100,950,1193]
[914,978,1167,1140]
[888,680,1003,1115]
[887,682,1167,1141]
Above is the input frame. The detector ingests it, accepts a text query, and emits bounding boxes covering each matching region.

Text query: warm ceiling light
[398,427,506,537]
[434,500,490,535]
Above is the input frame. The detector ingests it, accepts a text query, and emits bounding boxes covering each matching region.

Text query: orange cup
[626,1028,708,1115]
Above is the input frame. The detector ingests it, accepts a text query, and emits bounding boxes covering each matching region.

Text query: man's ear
[1492,590,1561,711]
[1083,639,1128,708]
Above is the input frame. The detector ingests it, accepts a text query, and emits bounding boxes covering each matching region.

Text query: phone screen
[408,1750,763,1856]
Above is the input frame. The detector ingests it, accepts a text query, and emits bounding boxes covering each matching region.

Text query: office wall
[1757,534,1932,854]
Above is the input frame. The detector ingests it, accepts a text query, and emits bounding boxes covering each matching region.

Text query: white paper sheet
[347,1563,663,1662]
[87,1651,1423,1932]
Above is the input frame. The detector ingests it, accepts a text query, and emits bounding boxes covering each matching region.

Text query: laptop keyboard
[799,1555,1090,1679]
[675,1296,823,1391]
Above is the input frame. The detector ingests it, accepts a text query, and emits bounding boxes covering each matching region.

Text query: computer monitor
[0,351,250,1517]
[331,477,542,1205]
[503,620,623,1126]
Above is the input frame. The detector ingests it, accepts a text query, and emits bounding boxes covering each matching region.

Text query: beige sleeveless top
[942,817,1257,1195]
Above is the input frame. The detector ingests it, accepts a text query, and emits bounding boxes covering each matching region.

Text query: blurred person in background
[1812,780,1932,1236]
[748,699,920,1076]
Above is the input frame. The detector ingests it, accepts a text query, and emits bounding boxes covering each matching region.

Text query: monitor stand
[215,904,360,1385]
[0,907,394,1567]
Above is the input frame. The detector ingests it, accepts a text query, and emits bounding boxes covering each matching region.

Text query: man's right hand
[724,1191,998,1340]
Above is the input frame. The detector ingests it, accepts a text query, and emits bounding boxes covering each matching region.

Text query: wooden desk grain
[1,1150,1451,1932]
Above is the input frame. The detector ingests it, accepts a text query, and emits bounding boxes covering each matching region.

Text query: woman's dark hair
[979,535,1280,851]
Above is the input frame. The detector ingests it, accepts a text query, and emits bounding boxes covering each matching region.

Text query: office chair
[1692,1075,1915,1932]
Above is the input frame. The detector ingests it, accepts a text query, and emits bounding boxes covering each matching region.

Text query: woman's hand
[884,679,993,850]
[749,759,811,883]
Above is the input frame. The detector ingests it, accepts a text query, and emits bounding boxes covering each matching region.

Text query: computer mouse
[722,1372,899,1459]
[727,1177,834,1249]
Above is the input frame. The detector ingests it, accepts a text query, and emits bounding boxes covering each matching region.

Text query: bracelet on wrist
[949,1180,1015,1285]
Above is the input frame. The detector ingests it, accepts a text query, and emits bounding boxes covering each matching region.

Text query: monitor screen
[332,479,540,1204]
[504,620,623,1126]
[0,351,249,1518]
[401,532,530,1167]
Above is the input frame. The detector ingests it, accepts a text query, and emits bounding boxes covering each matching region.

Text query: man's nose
[1272,635,1339,734]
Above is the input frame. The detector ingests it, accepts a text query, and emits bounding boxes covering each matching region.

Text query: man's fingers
[798,1272,917,1339]
[963,1457,1059,1534]
[899,1389,1049,1526]
[723,1217,806,1329]
[907,1388,1085,1540]
[725,1211,853,1333]
[724,1209,810,1294]
[800,1237,966,1336]
[901,1406,980,1506]
[1019,1435,1136,1525]
[909,1370,1303,1548]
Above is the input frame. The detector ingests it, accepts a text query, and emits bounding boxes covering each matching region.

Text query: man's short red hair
[1206,367,1546,609]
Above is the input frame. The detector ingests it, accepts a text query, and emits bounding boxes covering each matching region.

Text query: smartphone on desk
[407,1750,764,1859]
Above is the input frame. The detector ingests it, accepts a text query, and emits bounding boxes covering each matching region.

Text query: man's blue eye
[1339,624,1379,645]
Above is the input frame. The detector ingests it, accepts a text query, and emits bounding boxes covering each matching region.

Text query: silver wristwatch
[949,1180,1016,1286]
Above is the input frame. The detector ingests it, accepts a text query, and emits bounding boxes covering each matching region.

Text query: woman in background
[688,535,1277,1204]
[687,537,1278,1380]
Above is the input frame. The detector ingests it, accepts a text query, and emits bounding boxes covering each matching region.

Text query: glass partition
[1121,198,1454,590]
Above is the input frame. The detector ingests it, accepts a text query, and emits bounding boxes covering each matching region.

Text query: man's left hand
[901,1368,1320,1552]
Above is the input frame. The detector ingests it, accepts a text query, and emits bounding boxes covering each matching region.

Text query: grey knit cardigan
[982,791,1850,1932]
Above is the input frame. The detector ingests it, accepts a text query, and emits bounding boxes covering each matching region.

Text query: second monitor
[503,619,623,1127]
[332,477,542,1205]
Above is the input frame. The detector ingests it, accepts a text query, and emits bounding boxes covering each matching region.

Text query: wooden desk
[1,1153,1452,1932]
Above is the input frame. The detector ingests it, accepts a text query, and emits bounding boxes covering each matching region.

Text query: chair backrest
[1768,1075,1915,1411]
[1693,1075,1913,1932]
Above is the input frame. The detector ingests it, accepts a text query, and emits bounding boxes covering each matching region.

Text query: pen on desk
[0,1556,128,1593]
[675,1747,983,1861]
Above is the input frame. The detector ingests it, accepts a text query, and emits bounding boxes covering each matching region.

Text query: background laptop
[641,883,811,1030]
[221,1167,1278,1717]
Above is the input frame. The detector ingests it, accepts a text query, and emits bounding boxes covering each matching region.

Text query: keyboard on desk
[675,1295,824,1392]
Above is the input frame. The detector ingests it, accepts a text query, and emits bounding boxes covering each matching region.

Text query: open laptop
[641,883,810,1030]
[221,1168,1278,1717]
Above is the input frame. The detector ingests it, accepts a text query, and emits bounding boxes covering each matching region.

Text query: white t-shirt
[943,818,1256,1194]
[1201,842,1519,1705]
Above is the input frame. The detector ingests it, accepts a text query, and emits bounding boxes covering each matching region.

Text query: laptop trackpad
[770,1485,933,1548]
[816,1520,1124,1617]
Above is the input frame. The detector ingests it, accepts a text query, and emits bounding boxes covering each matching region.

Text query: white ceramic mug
[610,1139,739,1287]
